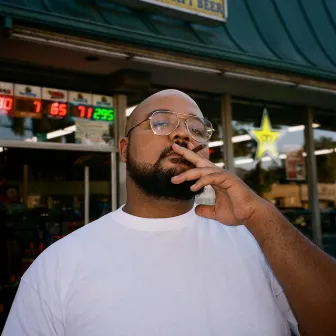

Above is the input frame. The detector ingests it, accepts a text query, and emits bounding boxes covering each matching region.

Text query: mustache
[159,141,188,160]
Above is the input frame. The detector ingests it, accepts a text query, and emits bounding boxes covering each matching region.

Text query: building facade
[1,0,336,329]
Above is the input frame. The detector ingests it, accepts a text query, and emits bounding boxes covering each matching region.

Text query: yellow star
[249,109,282,164]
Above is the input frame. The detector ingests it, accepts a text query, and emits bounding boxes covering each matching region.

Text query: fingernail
[171,175,179,181]
[190,183,197,190]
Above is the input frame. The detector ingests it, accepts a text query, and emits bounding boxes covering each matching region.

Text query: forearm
[246,201,336,336]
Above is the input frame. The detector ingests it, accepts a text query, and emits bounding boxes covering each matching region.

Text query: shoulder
[22,211,121,288]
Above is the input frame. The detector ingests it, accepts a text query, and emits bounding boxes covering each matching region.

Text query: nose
[168,120,191,143]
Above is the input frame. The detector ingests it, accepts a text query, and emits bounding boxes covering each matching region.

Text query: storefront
[1,0,336,328]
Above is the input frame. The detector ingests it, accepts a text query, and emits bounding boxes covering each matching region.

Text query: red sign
[285,146,306,181]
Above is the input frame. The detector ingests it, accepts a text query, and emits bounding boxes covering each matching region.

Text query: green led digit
[108,109,114,121]
[107,109,113,121]
[93,108,101,120]
[103,109,108,120]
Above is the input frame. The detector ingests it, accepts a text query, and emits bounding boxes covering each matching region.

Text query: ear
[119,137,129,163]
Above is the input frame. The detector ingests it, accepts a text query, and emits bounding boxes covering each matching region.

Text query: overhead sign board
[111,0,227,25]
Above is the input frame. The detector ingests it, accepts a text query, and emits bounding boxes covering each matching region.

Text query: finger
[195,204,216,220]
[172,143,213,168]
[190,172,231,191]
[171,167,220,184]
[187,142,195,151]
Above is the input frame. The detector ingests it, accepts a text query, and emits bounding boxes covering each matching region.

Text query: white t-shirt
[3,206,298,336]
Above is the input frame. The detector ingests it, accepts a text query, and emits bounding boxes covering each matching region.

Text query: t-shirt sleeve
[270,272,299,336]
[2,279,64,336]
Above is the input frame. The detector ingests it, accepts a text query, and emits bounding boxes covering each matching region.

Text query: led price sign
[71,105,114,121]
[92,107,114,121]
[0,96,14,114]
[42,102,68,118]
[14,98,42,118]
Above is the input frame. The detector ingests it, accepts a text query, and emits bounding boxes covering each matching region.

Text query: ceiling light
[224,72,295,86]
[232,134,252,143]
[314,148,334,155]
[208,140,223,148]
[133,56,221,74]
[287,123,320,132]
[47,125,76,140]
[261,156,272,162]
[287,125,305,132]
[234,158,254,165]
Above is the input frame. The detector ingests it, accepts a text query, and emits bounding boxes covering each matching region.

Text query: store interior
[0,148,111,327]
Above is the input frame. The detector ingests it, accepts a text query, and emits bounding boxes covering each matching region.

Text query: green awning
[1,0,336,81]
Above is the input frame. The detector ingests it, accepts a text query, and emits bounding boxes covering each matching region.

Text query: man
[3,90,336,335]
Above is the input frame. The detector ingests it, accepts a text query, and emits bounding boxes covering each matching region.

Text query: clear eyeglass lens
[187,117,211,142]
[151,111,179,135]
[150,111,213,142]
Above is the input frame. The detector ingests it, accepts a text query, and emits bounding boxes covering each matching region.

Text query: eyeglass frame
[126,109,214,143]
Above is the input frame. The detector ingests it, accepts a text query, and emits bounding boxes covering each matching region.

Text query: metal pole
[23,164,28,206]
[84,166,89,225]
[304,107,322,247]
[111,152,118,211]
[114,94,127,207]
[221,94,234,171]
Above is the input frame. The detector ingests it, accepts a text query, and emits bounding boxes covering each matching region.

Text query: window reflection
[314,111,336,257]
[232,101,312,237]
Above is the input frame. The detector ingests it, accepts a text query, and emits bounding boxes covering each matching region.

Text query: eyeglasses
[126,110,214,143]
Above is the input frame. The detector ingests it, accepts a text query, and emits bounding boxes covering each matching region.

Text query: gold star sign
[249,109,284,165]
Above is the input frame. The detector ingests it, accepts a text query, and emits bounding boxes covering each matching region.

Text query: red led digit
[33,100,41,113]
[50,103,67,116]
[0,97,13,111]
[59,103,67,116]
[5,97,13,110]
[50,103,59,115]
[78,105,86,118]
[87,107,93,119]
[77,105,92,118]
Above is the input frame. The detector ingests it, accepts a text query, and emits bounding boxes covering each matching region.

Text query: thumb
[195,204,216,220]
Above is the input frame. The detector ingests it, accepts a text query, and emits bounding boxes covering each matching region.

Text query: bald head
[125,89,202,137]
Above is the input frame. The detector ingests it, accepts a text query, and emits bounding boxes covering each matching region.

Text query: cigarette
[192,144,207,153]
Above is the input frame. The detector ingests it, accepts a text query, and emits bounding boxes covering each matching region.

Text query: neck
[123,177,195,218]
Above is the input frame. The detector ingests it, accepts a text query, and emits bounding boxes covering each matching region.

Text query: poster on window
[74,118,112,145]
[285,145,306,181]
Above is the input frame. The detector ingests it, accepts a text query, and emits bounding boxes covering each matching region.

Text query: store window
[231,100,312,237]
[0,148,112,328]
[89,155,112,222]
[0,82,115,146]
[314,111,336,257]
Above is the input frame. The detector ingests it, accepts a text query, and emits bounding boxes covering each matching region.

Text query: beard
[126,142,204,201]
